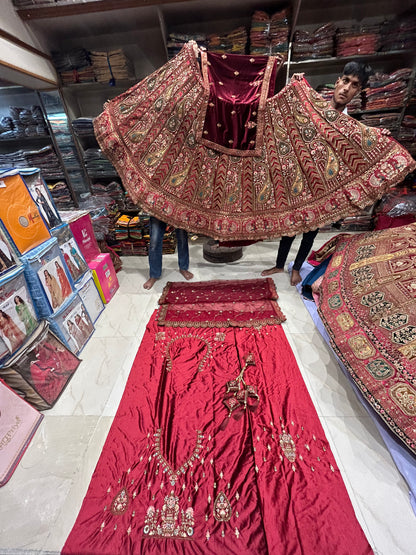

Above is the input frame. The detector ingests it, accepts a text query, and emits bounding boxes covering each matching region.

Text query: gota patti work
[63,280,372,554]
[317,224,416,456]
[94,42,415,241]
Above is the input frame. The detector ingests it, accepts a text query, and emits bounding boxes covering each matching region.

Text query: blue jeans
[148,217,190,278]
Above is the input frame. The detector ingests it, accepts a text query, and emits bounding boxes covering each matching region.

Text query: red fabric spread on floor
[63,280,372,555]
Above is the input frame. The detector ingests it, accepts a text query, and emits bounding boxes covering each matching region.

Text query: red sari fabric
[63,280,372,554]
[317,223,416,455]
[93,41,415,241]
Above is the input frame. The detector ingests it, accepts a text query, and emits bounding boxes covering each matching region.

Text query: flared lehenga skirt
[94,42,415,241]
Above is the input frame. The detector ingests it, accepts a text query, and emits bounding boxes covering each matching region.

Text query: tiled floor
[1,233,415,555]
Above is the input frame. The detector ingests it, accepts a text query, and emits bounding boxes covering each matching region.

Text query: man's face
[333,74,362,107]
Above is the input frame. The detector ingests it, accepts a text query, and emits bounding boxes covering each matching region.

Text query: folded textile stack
[379,14,416,52]
[207,26,247,54]
[398,116,416,155]
[84,148,116,178]
[115,214,143,241]
[250,9,290,55]
[52,48,95,85]
[12,0,55,5]
[346,92,364,113]
[48,181,75,210]
[0,149,27,168]
[25,145,63,179]
[293,23,335,60]
[90,49,135,84]
[316,84,335,103]
[1,105,48,138]
[336,24,381,57]
[91,181,125,208]
[60,66,96,85]
[72,118,95,136]
[360,112,400,133]
[365,68,413,111]
[166,33,208,59]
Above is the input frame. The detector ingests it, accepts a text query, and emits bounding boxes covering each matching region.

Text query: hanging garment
[94,42,415,241]
[63,279,372,555]
[317,223,416,455]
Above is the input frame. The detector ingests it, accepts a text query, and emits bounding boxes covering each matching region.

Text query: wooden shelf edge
[17,0,195,20]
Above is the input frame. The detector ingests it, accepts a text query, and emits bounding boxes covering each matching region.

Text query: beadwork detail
[143,491,195,538]
[213,491,232,522]
[153,428,204,486]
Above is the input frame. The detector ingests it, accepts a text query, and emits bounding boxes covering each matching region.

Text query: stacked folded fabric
[83,148,116,177]
[71,118,95,136]
[398,116,416,155]
[379,14,416,52]
[0,149,27,168]
[166,33,209,59]
[115,214,143,241]
[1,105,48,138]
[25,145,63,179]
[250,9,290,55]
[365,68,413,111]
[293,23,336,60]
[336,24,381,57]
[207,26,247,54]
[91,181,125,208]
[48,181,75,210]
[90,49,135,84]
[360,113,400,133]
[52,48,95,85]
[316,84,335,103]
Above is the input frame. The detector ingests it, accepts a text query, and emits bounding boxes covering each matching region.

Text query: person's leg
[261,236,295,276]
[144,217,166,289]
[176,228,193,280]
[291,229,319,285]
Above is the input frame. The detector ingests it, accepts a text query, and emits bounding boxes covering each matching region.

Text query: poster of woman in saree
[38,258,65,310]
[14,293,38,336]
[55,260,72,299]
[0,307,26,353]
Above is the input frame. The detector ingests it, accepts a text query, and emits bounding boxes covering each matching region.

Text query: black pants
[275,229,319,271]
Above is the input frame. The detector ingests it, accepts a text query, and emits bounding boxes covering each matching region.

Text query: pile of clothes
[52,48,95,85]
[365,68,413,111]
[207,26,247,54]
[293,23,336,60]
[379,13,416,51]
[336,24,381,57]
[89,49,135,85]
[249,9,290,55]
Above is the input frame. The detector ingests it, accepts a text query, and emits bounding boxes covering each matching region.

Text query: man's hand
[380,128,391,136]
[290,72,305,82]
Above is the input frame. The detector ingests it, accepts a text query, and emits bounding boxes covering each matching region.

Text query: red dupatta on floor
[63,279,372,555]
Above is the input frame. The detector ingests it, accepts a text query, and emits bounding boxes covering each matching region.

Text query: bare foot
[143,277,158,290]
[261,267,284,277]
[180,269,194,280]
[290,269,302,286]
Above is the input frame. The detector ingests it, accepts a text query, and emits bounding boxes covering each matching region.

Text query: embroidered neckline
[153,428,204,486]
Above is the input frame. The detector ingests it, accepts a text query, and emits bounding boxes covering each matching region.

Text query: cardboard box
[88,253,119,304]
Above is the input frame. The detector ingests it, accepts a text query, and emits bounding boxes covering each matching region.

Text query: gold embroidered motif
[390,384,416,416]
[336,312,354,331]
[153,428,204,486]
[110,488,129,515]
[348,335,376,359]
[213,491,232,521]
[165,334,212,373]
[143,491,195,538]
[279,433,296,463]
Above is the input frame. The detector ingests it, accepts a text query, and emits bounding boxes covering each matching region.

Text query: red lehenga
[63,279,372,555]
[316,223,416,456]
[94,42,415,241]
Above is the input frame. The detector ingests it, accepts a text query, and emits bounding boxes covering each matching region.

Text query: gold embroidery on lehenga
[279,433,296,463]
[110,488,129,515]
[143,491,195,538]
[153,428,204,486]
[213,491,232,522]
[164,334,212,372]
[390,383,416,416]
[348,335,376,359]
